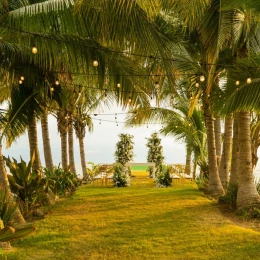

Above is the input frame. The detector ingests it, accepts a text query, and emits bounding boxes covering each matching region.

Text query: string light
[20,76,25,81]
[195,82,199,87]
[3,24,257,69]
[50,87,54,92]
[199,75,205,82]
[19,80,23,84]
[32,45,38,54]
[117,83,121,88]
[55,80,59,85]
[93,59,98,67]
[247,77,252,84]
[235,80,240,86]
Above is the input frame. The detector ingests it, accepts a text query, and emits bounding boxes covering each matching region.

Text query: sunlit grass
[6,180,260,260]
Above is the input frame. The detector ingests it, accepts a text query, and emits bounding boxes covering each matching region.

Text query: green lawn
[131,165,149,171]
[7,181,260,260]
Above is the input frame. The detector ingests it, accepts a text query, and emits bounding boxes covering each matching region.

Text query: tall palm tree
[219,114,233,189]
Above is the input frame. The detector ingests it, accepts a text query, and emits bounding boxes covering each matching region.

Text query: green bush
[4,156,47,218]
[195,177,208,192]
[112,163,130,187]
[0,190,17,226]
[43,165,78,197]
[218,182,238,210]
[155,166,172,187]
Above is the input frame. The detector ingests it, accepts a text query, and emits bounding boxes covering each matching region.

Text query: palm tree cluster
[0,0,260,224]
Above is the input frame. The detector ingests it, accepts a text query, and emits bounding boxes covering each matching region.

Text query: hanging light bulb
[235,80,240,86]
[19,80,23,84]
[32,45,38,54]
[50,87,54,92]
[195,82,199,87]
[20,76,25,81]
[93,59,98,67]
[247,77,252,84]
[199,75,205,82]
[55,80,59,85]
[117,83,121,88]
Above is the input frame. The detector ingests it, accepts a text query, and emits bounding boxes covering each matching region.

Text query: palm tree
[219,114,233,189]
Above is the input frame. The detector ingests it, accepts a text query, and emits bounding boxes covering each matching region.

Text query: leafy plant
[43,165,78,197]
[112,163,130,187]
[0,219,35,243]
[195,177,209,192]
[0,190,17,227]
[218,182,238,210]
[4,156,46,218]
[155,166,172,188]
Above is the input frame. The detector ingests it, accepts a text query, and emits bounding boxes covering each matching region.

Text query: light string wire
[0,25,251,68]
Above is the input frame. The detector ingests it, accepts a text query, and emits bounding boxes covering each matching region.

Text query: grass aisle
[7,181,260,260]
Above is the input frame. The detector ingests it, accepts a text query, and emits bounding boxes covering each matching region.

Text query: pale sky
[3,106,260,178]
[3,107,186,176]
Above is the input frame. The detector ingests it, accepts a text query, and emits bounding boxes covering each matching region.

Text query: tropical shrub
[112,163,130,187]
[195,177,209,192]
[218,182,238,210]
[0,190,17,226]
[0,219,35,243]
[155,166,172,187]
[43,165,78,197]
[4,156,47,218]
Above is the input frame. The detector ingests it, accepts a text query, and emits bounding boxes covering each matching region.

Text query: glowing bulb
[117,83,121,88]
[195,82,199,87]
[50,87,54,92]
[199,75,205,82]
[93,60,98,67]
[247,77,252,84]
[55,80,59,85]
[19,80,23,84]
[20,76,25,81]
[32,46,38,54]
[235,80,240,86]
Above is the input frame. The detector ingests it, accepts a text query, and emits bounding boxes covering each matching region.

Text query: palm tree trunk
[230,114,239,184]
[79,136,87,179]
[60,131,68,170]
[184,145,191,175]
[219,114,233,189]
[68,122,77,175]
[214,117,222,167]
[205,115,224,197]
[0,145,25,224]
[236,112,260,210]
[40,110,53,172]
[28,114,41,172]
[192,159,197,179]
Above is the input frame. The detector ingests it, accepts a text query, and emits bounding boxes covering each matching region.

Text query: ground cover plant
[6,180,260,260]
